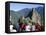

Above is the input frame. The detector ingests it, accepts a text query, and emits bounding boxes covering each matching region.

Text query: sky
[10,3,43,11]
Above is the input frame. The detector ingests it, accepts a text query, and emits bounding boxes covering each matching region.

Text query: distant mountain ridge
[10,6,44,25]
[35,6,44,16]
[10,6,44,17]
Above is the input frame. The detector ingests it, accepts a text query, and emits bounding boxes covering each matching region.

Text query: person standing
[32,22,36,31]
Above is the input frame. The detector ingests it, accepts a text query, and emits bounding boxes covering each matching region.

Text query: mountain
[10,6,44,25]
[10,8,32,17]
[35,6,44,16]
[10,8,32,25]
[35,6,45,24]
[17,8,32,17]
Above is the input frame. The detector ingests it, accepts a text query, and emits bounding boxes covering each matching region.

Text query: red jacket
[19,23,26,30]
[35,23,41,31]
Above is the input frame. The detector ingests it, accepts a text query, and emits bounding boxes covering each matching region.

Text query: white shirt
[10,25,17,32]
[32,25,35,31]
[25,25,31,31]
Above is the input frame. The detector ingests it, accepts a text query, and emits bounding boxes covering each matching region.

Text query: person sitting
[32,22,36,31]
[18,16,26,32]
[35,23,41,31]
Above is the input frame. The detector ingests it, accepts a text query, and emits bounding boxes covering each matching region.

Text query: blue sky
[10,3,43,11]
